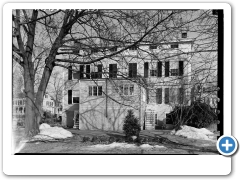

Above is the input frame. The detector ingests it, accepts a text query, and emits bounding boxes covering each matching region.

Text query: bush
[166,101,218,130]
[123,110,141,138]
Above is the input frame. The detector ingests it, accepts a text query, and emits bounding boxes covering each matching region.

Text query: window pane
[93,86,97,96]
[119,85,124,95]
[73,97,79,103]
[98,86,102,96]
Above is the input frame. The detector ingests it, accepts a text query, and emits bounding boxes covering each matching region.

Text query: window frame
[88,86,103,97]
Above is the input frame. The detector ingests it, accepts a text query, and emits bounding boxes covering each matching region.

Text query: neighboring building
[61,34,194,130]
[42,93,55,114]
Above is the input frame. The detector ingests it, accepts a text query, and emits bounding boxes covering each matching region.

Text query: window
[73,97,79,103]
[19,100,22,105]
[171,69,179,76]
[149,45,157,49]
[171,44,179,48]
[182,33,187,38]
[109,64,117,78]
[150,69,157,76]
[179,61,184,76]
[73,71,80,80]
[144,62,149,78]
[109,46,117,52]
[129,46,138,50]
[129,63,137,78]
[117,84,134,96]
[72,90,80,104]
[89,86,103,96]
[91,48,99,53]
[45,95,48,98]
[155,114,158,125]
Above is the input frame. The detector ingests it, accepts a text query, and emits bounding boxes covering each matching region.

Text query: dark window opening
[182,33,187,38]
[68,90,72,104]
[80,65,84,79]
[73,97,79,104]
[129,63,137,78]
[109,64,117,78]
[86,65,90,79]
[150,70,157,76]
[156,88,162,104]
[129,46,138,51]
[179,61,184,76]
[110,46,117,52]
[149,45,157,49]
[171,44,179,48]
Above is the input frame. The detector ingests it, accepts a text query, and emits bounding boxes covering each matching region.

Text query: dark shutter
[178,88,184,104]
[156,88,162,104]
[144,62,149,78]
[80,65,84,79]
[157,61,162,77]
[98,64,102,78]
[179,61,184,76]
[109,64,117,78]
[164,88,169,104]
[68,90,72,104]
[86,65,90,79]
[129,63,137,78]
[98,86,102,96]
[165,62,169,77]
[68,66,72,80]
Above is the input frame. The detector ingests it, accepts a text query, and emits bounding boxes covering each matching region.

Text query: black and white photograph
[11,8,223,155]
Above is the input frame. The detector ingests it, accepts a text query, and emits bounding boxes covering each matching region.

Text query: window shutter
[157,61,162,77]
[165,62,169,77]
[179,61,184,76]
[178,88,184,104]
[86,65,90,79]
[156,88,162,104]
[80,65,84,79]
[68,90,72,104]
[98,64,102,78]
[164,88,169,104]
[144,62,149,78]
[68,66,72,80]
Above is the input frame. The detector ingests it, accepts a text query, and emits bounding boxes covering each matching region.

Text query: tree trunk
[24,72,39,137]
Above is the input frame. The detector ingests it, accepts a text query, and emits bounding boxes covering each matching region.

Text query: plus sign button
[217,135,238,156]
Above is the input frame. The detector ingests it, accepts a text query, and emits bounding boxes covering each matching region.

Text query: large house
[61,34,194,130]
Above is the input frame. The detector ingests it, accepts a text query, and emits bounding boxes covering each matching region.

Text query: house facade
[61,36,194,130]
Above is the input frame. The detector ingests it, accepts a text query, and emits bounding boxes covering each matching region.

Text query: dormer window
[182,32,187,38]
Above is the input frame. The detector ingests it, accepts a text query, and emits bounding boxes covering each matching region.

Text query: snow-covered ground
[32,123,73,141]
[171,125,215,141]
[89,142,166,150]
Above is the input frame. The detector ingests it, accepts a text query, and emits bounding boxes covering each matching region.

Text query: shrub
[166,101,218,130]
[123,110,141,138]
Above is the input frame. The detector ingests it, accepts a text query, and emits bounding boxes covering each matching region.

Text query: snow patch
[32,124,73,140]
[171,125,215,141]
[39,123,51,130]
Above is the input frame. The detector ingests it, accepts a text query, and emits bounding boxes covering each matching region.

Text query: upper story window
[170,69,179,76]
[181,32,187,38]
[109,64,118,78]
[109,46,118,52]
[149,45,157,50]
[89,86,103,96]
[129,45,138,51]
[45,95,48,98]
[128,63,137,78]
[171,44,179,48]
